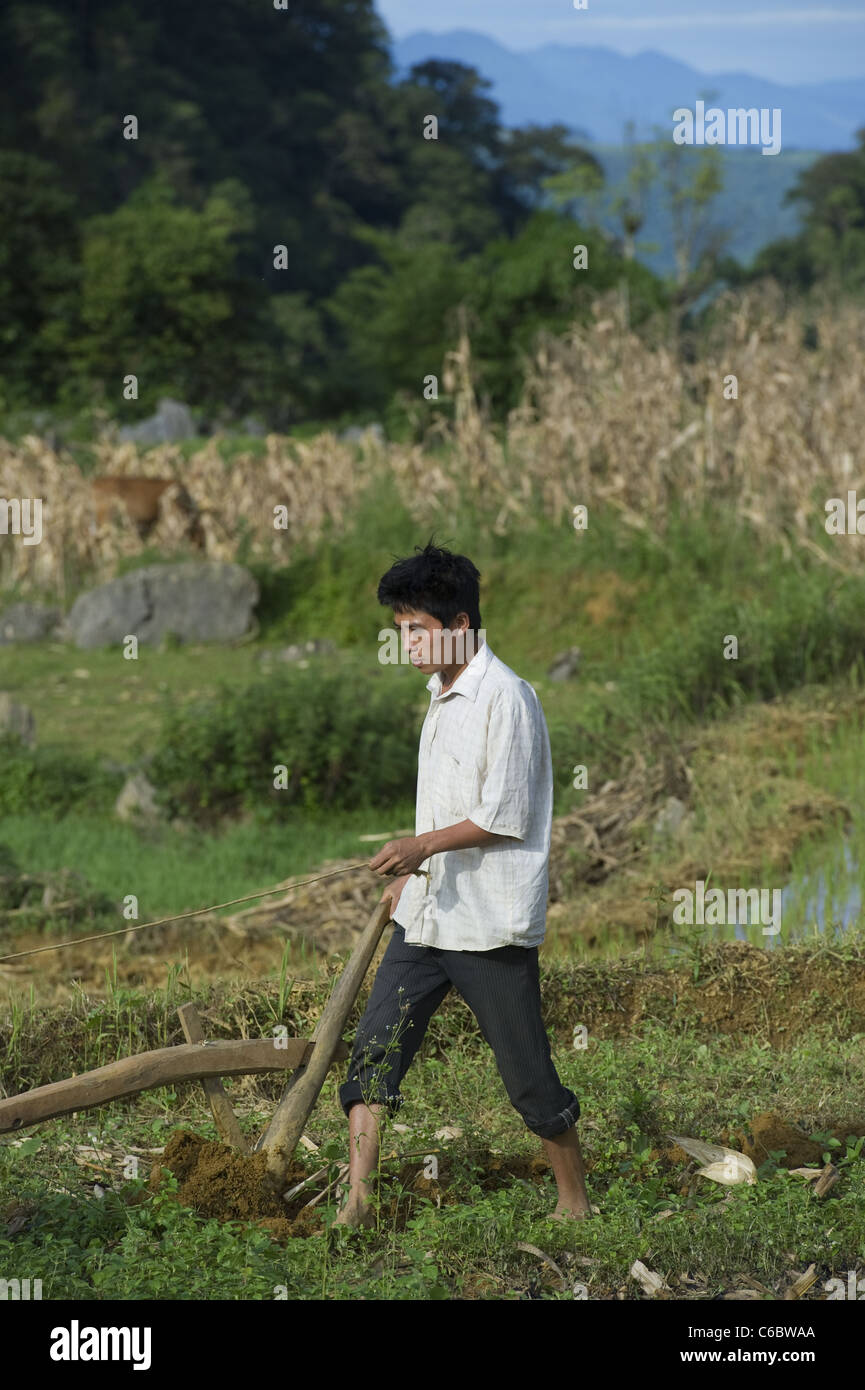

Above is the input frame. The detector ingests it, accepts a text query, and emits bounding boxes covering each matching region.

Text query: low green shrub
[0,736,122,818]
[149,658,422,820]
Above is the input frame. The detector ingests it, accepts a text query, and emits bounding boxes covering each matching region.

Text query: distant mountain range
[392,30,864,274]
[393,30,863,151]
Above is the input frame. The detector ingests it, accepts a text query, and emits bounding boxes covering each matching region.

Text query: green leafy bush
[621,570,865,723]
[149,659,422,821]
[0,736,122,818]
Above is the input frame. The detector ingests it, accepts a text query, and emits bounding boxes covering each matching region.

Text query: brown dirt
[142,1115,865,1243]
[650,1112,865,1172]
[541,940,865,1048]
[729,1110,865,1168]
[149,1130,306,1225]
[651,1143,695,1168]
[403,1149,555,1200]
[147,1130,565,1240]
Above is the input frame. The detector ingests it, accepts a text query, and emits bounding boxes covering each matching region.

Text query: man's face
[394,609,469,674]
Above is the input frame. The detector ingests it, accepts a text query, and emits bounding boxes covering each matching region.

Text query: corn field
[1,282,863,598]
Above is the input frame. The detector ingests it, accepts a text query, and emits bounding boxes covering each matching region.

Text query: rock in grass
[117,397,196,445]
[338,422,384,445]
[547,647,581,682]
[0,602,61,644]
[652,796,690,838]
[115,773,162,824]
[63,562,259,648]
[0,692,36,747]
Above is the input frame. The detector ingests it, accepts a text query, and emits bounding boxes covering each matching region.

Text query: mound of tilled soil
[148,1130,308,1239]
[730,1110,865,1167]
[651,1111,865,1173]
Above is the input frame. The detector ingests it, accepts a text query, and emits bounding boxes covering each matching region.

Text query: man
[334,540,590,1228]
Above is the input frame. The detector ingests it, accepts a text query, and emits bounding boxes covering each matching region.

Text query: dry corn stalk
[2,284,863,595]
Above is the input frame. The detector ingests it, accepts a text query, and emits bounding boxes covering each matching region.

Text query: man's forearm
[368,821,513,880]
[419,819,510,856]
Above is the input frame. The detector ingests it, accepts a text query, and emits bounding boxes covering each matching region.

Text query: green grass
[1,684,862,952]
[2,497,865,951]
[5,498,864,762]
[0,803,415,928]
[774,710,865,938]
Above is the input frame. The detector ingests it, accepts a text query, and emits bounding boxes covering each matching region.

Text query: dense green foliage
[0,735,121,818]
[148,661,424,820]
[0,0,606,425]
[746,129,865,292]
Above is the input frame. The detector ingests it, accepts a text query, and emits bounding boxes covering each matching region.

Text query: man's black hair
[377,538,481,630]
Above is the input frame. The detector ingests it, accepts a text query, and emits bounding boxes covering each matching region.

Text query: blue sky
[375,1,865,84]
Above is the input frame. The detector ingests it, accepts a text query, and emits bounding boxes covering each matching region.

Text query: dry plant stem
[303,1162,350,1210]
[282,1163,331,1203]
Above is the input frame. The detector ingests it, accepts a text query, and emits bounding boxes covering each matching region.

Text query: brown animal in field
[90,476,205,549]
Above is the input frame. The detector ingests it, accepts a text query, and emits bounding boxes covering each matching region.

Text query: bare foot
[548,1202,592,1221]
[541,1125,592,1221]
[333,1198,376,1229]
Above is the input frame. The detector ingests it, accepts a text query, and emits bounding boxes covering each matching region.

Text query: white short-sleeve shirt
[393,639,553,951]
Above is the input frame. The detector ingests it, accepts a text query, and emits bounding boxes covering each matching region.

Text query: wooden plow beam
[0,1036,349,1135]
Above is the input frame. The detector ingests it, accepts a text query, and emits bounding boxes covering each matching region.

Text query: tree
[542,156,606,229]
[0,152,80,406]
[783,127,865,288]
[322,231,471,414]
[610,121,657,263]
[0,1,676,421]
[741,128,865,293]
[464,209,667,414]
[69,173,263,412]
[495,124,603,234]
[402,59,501,161]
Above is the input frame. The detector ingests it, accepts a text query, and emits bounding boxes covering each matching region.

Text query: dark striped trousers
[338,923,580,1139]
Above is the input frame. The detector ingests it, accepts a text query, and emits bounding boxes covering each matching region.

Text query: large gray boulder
[0,602,61,644]
[63,562,260,649]
[117,397,196,445]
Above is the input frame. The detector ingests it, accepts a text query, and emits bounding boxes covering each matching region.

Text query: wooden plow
[0,899,393,1191]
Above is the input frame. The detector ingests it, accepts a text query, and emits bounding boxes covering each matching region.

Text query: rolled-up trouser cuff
[339,1080,405,1121]
[524,1092,581,1139]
